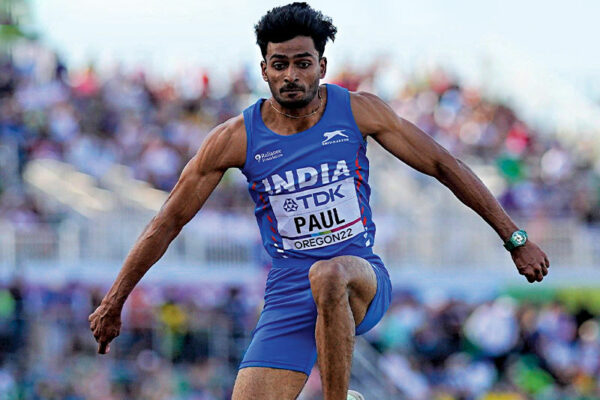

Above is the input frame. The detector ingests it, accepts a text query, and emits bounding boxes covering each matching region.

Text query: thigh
[232,367,308,400]
[239,264,319,374]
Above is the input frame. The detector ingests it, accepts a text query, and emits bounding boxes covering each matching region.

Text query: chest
[247,125,365,196]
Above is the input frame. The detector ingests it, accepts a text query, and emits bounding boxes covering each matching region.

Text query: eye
[298,61,311,68]
[272,62,287,70]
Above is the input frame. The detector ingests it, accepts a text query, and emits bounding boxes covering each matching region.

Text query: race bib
[268,177,364,250]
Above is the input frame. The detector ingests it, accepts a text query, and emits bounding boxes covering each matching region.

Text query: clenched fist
[88,302,122,354]
[510,241,550,283]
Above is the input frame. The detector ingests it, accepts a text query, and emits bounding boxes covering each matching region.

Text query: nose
[284,65,298,83]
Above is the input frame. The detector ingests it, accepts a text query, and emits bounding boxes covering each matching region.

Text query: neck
[261,85,327,135]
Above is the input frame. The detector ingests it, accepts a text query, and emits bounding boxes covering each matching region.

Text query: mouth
[281,88,304,94]
[282,90,303,98]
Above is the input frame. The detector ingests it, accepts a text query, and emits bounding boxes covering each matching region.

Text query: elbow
[434,154,462,185]
[147,214,181,243]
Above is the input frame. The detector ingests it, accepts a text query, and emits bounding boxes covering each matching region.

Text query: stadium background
[1,1,600,399]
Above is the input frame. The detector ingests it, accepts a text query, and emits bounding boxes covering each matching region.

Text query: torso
[239,83,376,261]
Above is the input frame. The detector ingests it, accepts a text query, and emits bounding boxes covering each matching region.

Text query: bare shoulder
[209,113,246,147]
[349,91,397,137]
[196,114,246,171]
[349,90,383,108]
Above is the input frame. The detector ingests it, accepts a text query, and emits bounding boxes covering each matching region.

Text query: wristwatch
[504,229,528,251]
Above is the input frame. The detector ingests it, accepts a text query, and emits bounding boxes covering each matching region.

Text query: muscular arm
[89,116,246,352]
[350,91,549,281]
[351,92,517,241]
[103,116,246,308]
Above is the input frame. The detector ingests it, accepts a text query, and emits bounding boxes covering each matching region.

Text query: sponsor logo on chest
[322,130,350,146]
[255,149,283,162]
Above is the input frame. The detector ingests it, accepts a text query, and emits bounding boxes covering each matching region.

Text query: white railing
[1,212,598,279]
[10,157,597,281]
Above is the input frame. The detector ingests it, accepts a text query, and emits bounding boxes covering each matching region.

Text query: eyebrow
[269,52,316,61]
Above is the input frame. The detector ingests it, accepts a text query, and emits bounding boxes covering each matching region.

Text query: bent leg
[308,256,378,400]
[232,367,307,400]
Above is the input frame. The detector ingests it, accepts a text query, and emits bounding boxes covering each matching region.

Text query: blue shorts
[239,253,392,375]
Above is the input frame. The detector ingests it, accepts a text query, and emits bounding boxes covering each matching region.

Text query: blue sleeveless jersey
[240,84,376,261]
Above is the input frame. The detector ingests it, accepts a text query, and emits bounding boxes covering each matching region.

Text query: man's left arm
[350,91,549,282]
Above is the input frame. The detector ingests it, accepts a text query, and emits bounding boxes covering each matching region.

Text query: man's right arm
[89,115,246,353]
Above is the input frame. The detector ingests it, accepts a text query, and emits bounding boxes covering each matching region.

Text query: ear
[261,60,268,81]
[319,57,327,79]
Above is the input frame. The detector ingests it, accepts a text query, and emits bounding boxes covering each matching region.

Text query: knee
[309,260,348,306]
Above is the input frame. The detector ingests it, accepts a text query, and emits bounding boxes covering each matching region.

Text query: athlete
[89,3,550,400]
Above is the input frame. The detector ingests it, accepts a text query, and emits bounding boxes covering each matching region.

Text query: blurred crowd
[367,290,600,400]
[0,279,260,400]
[1,42,600,230]
[2,279,600,399]
[2,39,600,399]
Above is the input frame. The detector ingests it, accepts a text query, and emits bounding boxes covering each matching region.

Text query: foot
[347,390,365,400]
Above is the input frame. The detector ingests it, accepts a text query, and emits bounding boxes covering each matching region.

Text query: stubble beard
[269,79,320,110]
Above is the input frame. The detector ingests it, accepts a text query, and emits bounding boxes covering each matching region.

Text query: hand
[510,241,550,283]
[88,301,122,354]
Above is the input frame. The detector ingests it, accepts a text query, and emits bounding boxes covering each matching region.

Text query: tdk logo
[296,185,344,208]
[322,130,350,145]
[283,199,298,213]
[283,184,344,214]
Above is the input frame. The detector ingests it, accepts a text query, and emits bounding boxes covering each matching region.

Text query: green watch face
[512,231,527,245]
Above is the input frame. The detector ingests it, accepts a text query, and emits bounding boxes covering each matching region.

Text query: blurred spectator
[1,280,599,399]
[1,42,600,228]
[365,289,600,400]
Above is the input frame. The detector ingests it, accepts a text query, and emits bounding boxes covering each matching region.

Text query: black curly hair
[254,2,337,59]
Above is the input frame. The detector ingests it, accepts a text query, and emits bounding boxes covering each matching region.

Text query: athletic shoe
[347,390,365,400]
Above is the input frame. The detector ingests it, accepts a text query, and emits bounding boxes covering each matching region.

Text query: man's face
[261,36,327,109]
